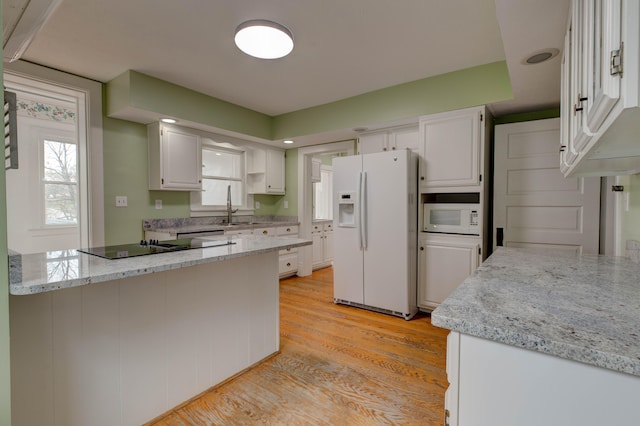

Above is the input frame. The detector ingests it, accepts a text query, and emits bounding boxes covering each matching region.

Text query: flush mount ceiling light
[283,139,294,144]
[160,118,177,123]
[234,20,294,59]
[522,48,560,65]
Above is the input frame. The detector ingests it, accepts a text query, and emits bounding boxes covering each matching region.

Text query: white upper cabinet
[358,125,419,154]
[419,106,484,189]
[148,123,202,191]
[247,148,285,194]
[561,0,640,176]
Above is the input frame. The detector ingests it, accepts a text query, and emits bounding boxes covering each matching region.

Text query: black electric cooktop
[77,238,235,260]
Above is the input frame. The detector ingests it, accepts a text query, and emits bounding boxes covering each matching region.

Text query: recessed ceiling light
[522,48,559,65]
[283,140,294,144]
[235,20,294,59]
[160,118,177,123]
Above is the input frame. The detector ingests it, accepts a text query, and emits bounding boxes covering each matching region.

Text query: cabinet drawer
[279,244,299,256]
[253,227,275,236]
[278,254,298,274]
[225,229,252,235]
[277,225,299,236]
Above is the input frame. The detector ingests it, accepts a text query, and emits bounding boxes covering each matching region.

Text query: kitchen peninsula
[9,235,310,426]
[432,247,640,426]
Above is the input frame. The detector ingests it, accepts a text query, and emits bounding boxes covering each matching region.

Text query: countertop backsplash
[143,215,299,231]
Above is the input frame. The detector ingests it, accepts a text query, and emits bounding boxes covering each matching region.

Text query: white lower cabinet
[244,225,299,278]
[311,222,333,270]
[277,225,299,277]
[444,332,640,426]
[418,234,480,311]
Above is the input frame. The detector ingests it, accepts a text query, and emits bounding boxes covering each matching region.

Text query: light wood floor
[149,267,449,425]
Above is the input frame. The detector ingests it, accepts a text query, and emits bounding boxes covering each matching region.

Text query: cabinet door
[568,0,592,155]
[418,237,479,309]
[584,0,621,133]
[162,128,202,189]
[311,232,323,265]
[323,230,334,262]
[389,125,419,153]
[358,132,388,154]
[266,150,285,194]
[419,109,481,188]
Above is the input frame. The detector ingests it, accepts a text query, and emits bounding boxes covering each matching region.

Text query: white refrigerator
[332,149,418,320]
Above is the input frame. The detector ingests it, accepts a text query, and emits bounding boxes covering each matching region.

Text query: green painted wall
[107,71,272,140]
[103,62,513,240]
[272,61,512,139]
[0,2,11,422]
[103,117,189,245]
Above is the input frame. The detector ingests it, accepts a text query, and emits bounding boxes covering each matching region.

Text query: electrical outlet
[155,199,162,209]
[115,196,128,207]
[284,200,289,209]
[255,201,261,209]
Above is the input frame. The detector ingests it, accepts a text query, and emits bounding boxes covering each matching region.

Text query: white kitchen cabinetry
[444,332,640,426]
[276,225,299,277]
[242,224,299,277]
[418,234,480,311]
[311,222,333,270]
[561,0,640,176]
[148,123,202,191]
[247,148,285,194]
[358,125,419,155]
[418,106,486,189]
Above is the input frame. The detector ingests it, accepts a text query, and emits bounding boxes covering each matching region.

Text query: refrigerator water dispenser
[337,191,356,227]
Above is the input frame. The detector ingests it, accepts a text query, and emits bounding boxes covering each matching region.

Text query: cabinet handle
[286,262,291,267]
[420,176,425,181]
[420,246,424,251]
[559,145,566,152]
[263,230,268,235]
[383,147,387,151]
[573,104,584,114]
[286,228,291,232]
[391,146,396,150]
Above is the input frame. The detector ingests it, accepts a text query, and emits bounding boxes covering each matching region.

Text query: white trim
[297,140,355,276]
[4,60,105,247]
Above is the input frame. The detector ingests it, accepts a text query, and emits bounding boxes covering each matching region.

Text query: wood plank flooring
[149,267,449,425]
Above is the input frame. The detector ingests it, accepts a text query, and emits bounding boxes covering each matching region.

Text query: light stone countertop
[10,235,311,296]
[431,247,640,377]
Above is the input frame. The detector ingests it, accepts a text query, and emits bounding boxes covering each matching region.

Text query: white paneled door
[493,119,600,254]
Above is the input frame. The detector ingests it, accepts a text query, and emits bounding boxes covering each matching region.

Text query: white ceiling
[10,0,569,122]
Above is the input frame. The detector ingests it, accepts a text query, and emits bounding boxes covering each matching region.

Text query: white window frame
[190,139,254,216]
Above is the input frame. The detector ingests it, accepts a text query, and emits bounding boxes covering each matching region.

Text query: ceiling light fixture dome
[234,20,294,59]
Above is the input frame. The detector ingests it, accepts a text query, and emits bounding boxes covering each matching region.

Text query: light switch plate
[115,196,128,207]
[155,199,162,209]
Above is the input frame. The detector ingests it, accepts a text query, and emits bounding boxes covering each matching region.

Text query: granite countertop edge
[431,247,640,378]
[431,315,640,377]
[10,236,311,296]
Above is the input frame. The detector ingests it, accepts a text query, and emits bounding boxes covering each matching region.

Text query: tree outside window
[43,139,78,225]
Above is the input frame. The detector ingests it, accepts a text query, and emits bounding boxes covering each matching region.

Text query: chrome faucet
[226,185,238,224]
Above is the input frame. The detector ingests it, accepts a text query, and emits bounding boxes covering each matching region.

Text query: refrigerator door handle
[360,171,367,249]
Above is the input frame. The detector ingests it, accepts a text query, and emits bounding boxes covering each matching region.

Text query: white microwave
[423,203,481,235]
